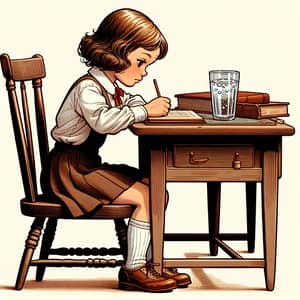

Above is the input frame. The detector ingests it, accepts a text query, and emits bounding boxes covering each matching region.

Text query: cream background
[0,0,299,299]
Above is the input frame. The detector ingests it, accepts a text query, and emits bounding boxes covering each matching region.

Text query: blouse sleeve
[76,82,147,135]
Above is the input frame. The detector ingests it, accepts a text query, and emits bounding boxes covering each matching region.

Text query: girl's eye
[137,59,146,67]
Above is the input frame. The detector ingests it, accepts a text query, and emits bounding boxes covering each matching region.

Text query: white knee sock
[125,218,151,270]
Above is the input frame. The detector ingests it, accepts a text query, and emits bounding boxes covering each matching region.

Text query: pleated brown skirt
[41,141,143,218]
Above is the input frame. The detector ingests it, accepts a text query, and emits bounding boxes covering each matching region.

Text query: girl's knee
[132,182,149,209]
[136,182,168,209]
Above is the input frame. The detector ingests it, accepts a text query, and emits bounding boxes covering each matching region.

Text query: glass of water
[209,70,240,120]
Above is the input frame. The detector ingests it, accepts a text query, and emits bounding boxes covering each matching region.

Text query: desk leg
[207,182,221,256]
[246,182,256,253]
[262,150,278,291]
[138,136,149,176]
[150,148,166,274]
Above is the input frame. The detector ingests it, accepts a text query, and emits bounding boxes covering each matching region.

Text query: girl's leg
[114,184,170,270]
[114,181,150,270]
[114,182,176,292]
[142,191,191,288]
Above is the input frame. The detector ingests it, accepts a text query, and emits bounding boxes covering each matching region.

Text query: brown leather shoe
[162,267,192,288]
[118,265,176,292]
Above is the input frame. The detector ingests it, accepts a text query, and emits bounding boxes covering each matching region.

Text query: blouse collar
[88,67,116,95]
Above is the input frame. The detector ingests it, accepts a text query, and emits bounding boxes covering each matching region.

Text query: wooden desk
[130,116,295,290]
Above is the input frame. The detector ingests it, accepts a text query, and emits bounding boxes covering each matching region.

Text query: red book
[176,91,270,104]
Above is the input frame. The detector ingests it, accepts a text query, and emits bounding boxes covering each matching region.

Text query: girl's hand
[144,97,170,117]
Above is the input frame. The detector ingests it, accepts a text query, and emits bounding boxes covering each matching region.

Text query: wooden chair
[0,53,134,290]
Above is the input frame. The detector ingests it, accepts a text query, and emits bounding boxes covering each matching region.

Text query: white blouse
[51,67,148,145]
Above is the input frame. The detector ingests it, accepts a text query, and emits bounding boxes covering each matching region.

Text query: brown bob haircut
[78,8,168,72]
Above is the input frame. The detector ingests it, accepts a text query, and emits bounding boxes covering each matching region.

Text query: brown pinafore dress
[41,74,143,218]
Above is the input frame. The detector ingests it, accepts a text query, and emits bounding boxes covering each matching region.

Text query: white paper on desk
[147,110,204,123]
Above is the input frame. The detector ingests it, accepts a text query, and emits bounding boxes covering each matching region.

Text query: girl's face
[115,47,160,87]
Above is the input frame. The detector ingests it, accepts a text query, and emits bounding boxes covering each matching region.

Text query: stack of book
[175,91,289,119]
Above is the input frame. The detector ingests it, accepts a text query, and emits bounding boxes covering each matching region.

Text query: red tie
[113,86,124,107]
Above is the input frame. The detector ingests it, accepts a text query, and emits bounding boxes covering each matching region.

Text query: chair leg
[246,182,257,253]
[114,218,128,260]
[207,182,221,256]
[36,218,58,281]
[15,217,45,290]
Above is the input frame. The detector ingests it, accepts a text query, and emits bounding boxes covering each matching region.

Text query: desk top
[130,115,295,136]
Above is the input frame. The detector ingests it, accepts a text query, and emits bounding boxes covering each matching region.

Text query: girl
[43,8,191,292]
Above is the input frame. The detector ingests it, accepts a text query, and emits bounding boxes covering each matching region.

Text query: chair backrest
[0,53,49,202]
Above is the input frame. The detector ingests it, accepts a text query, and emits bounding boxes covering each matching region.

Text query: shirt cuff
[130,105,148,122]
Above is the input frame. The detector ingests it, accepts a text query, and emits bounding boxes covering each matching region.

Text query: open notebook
[145,110,205,124]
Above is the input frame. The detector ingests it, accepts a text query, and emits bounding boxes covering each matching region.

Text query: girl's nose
[142,68,148,77]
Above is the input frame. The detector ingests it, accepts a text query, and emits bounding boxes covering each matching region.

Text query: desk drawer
[174,144,254,168]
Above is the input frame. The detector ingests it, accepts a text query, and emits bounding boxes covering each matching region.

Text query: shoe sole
[176,279,192,288]
[119,281,176,293]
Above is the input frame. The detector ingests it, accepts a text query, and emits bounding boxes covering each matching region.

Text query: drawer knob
[232,152,241,169]
[189,152,209,164]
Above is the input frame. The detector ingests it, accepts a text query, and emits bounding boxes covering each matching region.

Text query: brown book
[177,96,213,114]
[176,91,270,104]
[176,94,289,119]
[236,101,289,119]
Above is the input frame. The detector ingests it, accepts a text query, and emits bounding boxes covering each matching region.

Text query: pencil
[153,79,161,97]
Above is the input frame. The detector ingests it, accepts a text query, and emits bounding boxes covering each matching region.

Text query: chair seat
[20,196,134,219]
